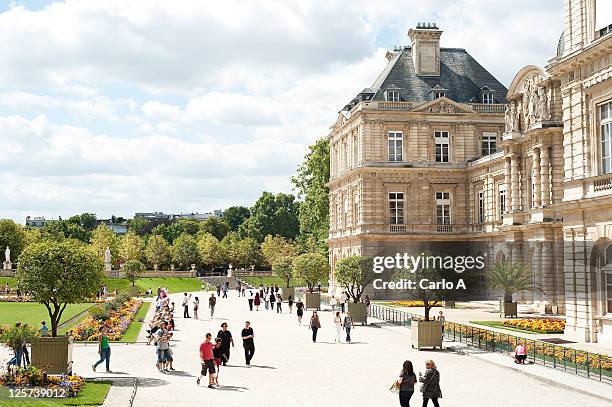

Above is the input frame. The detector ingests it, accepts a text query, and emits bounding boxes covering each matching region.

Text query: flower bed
[71,297,143,341]
[444,322,612,373]
[502,319,565,334]
[0,366,85,397]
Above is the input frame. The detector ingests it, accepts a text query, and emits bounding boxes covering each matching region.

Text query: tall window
[499,187,506,218]
[477,190,484,223]
[389,192,404,225]
[353,135,358,166]
[482,133,497,156]
[606,271,612,314]
[353,194,359,225]
[388,132,403,162]
[435,131,450,163]
[601,102,612,174]
[482,93,494,104]
[436,192,451,225]
[386,91,400,102]
[343,197,349,226]
[336,201,341,229]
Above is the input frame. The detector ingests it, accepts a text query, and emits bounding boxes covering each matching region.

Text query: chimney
[408,23,442,76]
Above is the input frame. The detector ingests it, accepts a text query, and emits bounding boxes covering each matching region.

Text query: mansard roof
[352,46,508,105]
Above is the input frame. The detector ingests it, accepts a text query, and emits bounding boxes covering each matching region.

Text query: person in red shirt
[197,333,216,388]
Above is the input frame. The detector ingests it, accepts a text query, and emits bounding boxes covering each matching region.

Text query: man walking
[182,293,191,318]
[217,322,234,366]
[209,293,217,319]
[197,333,216,388]
[340,292,347,313]
[343,311,355,343]
[248,290,254,311]
[241,321,255,366]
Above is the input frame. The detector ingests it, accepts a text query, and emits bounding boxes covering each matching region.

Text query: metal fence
[369,304,612,383]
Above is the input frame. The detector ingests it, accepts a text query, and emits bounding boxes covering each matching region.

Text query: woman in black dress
[287,295,294,314]
[296,298,304,325]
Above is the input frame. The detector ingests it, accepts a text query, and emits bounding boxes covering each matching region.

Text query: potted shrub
[16,240,103,374]
[334,256,374,325]
[292,253,328,310]
[0,324,38,369]
[272,256,295,300]
[393,259,452,350]
[488,261,539,318]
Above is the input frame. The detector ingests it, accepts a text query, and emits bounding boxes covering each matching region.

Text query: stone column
[533,242,543,302]
[533,148,542,207]
[504,158,512,212]
[510,155,520,212]
[540,241,553,310]
[540,146,551,206]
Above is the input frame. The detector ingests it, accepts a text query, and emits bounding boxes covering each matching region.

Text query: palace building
[328,1,612,344]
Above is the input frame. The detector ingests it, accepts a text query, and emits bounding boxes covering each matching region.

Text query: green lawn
[0,303,94,331]
[0,276,17,289]
[103,277,201,295]
[0,381,111,407]
[119,301,151,343]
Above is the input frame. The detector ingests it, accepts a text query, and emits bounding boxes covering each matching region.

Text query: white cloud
[0,0,563,221]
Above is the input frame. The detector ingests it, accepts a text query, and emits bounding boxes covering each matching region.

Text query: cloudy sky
[0,0,563,223]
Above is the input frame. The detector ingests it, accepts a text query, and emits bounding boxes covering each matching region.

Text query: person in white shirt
[330,296,337,311]
[340,292,347,313]
[333,312,342,343]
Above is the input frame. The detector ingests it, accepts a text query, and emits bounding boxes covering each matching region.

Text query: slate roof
[351,46,508,106]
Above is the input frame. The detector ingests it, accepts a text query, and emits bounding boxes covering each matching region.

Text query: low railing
[376,101,412,110]
[369,304,612,383]
[594,175,612,192]
[469,103,506,113]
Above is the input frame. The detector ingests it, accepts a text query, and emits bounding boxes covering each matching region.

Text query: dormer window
[434,92,446,99]
[386,91,400,102]
[480,86,495,104]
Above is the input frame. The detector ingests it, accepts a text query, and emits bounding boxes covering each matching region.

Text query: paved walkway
[65,291,612,406]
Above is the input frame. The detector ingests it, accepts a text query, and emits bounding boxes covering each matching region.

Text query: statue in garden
[4,246,10,263]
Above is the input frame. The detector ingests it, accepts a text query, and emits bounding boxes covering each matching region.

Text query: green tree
[238,192,300,243]
[89,224,120,266]
[0,219,28,263]
[175,219,201,236]
[16,240,103,336]
[127,217,151,236]
[123,259,145,286]
[292,252,328,292]
[144,235,171,270]
[220,233,261,269]
[261,234,297,268]
[223,206,250,231]
[488,261,539,302]
[334,256,374,302]
[119,232,143,263]
[200,217,230,240]
[197,233,225,270]
[67,213,97,230]
[272,256,295,288]
[291,137,330,256]
[171,234,199,270]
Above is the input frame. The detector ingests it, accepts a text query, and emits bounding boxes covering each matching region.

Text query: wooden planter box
[500,301,518,318]
[129,286,140,296]
[31,336,73,375]
[411,320,443,350]
[305,292,321,310]
[281,287,295,300]
[347,302,368,325]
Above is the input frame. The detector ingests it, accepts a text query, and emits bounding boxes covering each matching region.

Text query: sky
[0,0,563,223]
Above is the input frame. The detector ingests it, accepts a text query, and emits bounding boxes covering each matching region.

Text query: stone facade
[328,2,612,344]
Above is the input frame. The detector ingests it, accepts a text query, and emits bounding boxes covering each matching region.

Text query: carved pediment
[412,97,475,114]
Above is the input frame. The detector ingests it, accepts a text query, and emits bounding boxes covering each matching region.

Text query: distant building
[135,210,224,222]
[25,216,56,228]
